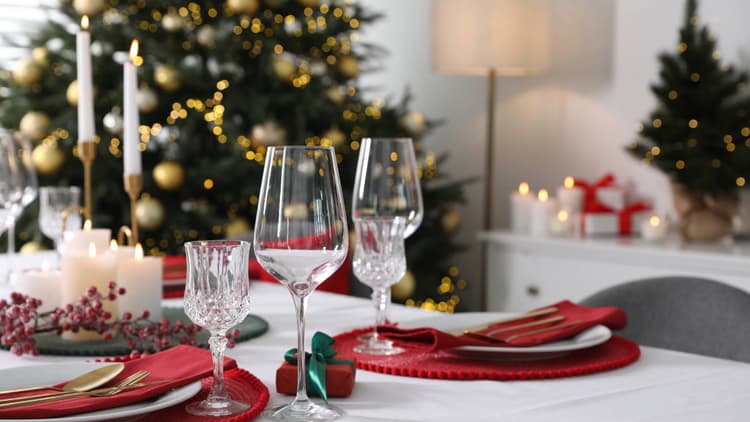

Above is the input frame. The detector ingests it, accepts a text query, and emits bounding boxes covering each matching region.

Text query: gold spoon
[0,363,125,396]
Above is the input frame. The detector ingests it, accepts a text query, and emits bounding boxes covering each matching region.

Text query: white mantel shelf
[479,231,750,311]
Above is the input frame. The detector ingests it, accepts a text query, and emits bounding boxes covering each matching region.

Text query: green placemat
[28,308,268,356]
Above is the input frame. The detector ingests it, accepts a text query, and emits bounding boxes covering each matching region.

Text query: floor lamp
[431,0,550,310]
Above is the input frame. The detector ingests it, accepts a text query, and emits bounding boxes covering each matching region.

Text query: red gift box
[276,360,356,398]
[580,201,651,236]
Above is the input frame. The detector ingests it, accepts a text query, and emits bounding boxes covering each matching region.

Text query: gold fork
[0,370,150,408]
[449,307,558,336]
[467,320,582,344]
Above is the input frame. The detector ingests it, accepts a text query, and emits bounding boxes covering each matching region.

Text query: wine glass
[5,132,37,280]
[39,186,81,252]
[183,240,252,417]
[0,131,25,283]
[254,146,348,421]
[352,137,423,355]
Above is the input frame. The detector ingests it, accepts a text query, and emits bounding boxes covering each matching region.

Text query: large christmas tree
[0,0,470,310]
[628,0,750,193]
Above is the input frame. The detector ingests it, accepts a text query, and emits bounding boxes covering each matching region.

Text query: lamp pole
[480,68,497,311]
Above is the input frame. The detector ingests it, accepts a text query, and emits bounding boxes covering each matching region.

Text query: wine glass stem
[372,287,390,340]
[292,292,311,404]
[5,218,15,282]
[208,334,229,401]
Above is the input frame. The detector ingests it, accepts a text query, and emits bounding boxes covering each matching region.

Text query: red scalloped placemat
[146,368,269,421]
[334,328,640,380]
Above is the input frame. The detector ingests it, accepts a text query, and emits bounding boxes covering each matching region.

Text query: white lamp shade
[431,0,550,76]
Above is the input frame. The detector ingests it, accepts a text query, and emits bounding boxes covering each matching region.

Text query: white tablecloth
[0,254,749,421]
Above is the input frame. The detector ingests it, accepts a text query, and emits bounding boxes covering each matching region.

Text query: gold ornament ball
[440,208,462,235]
[19,111,51,142]
[20,240,47,255]
[136,196,166,231]
[391,270,416,301]
[153,161,185,191]
[31,47,49,67]
[12,58,44,87]
[226,218,251,238]
[337,55,360,79]
[32,142,65,175]
[400,111,427,136]
[66,80,79,106]
[251,120,287,146]
[161,11,184,32]
[272,54,296,81]
[324,85,345,104]
[154,65,181,92]
[197,25,217,48]
[227,0,260,15]
[297,0,320,7]
[73,0,107,16]
[322,127,346,148]
[137,85,159,113]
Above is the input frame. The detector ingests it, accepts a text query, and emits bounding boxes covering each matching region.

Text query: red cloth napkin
[0,345,237,419]
[381,301,627,351]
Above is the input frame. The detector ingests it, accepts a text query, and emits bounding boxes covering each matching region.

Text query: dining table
[0,252,748,421]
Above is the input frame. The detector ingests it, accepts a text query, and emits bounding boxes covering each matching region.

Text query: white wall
[358,0,750,310]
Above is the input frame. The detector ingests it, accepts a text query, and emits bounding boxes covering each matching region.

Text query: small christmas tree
[628,0,750,193]
[0,0,470,309]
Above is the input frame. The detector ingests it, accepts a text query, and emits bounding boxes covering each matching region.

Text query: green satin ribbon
[284,332,355,403]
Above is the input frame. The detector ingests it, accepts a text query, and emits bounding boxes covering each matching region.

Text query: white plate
[400,312,612,355]
[0,362,202,422]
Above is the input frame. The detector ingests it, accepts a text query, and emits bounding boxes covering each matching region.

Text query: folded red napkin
[0,345,237,419]
[380,301,627,351]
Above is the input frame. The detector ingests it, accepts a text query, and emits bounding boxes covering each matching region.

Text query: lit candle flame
[564,176,575,189]
[88,241,96,257]
[129,39,139,62]
[649,215,661,227]
[518,182,530,196]
[557,209,569,222]
[41,260,50,273]
[135,243,144,261]
[110,239,118,251]
[538,189,549,202]
[83,219,92,231]
[81,15,89,31]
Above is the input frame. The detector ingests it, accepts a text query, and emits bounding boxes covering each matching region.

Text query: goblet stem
[292,292,311,405]
[372,287,391,340]
[208,334,229,402]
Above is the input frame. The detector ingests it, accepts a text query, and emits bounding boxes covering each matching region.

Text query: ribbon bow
[574,173,616,206]
[284,332,354,403]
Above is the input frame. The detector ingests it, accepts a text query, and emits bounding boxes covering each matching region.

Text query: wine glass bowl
[183,240,252,417]
[39,186,81,252]
[254,146,348,421]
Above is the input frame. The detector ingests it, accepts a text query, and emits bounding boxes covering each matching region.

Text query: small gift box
[276,332,356,400]
[574,173,628,210]
[580,202,651,236]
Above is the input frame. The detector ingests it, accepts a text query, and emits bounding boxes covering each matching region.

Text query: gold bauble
[297,0,320,7]
[400,111,427,136]
[73,0,106,16]
[161,11,185,32]
[336,55,360,79]
[136,196,166,231]
[251,120,287,146]
[391,270,416,301]
[19,111,51,142]
[227,0,260,15]
[137,85,158,113]
[226,218,251,238]
[32,142,65,175]
[324,85,345,104]
[12,58,44,87]
[153,161,185,191]
[31,47,49,67]
[197,25,217,48]
[154,65,181,92]
[66,80,79,106]
[440,208,462,235]
[20,240,47,255]
[322,127,346,148]
[271,54,296,81]
[283,202,308,220]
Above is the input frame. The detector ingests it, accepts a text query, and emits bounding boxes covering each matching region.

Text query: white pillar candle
[61,219,111,254]
[116,243,163,321]
[510,182,533,233]
[641,215,668,241]
[556,176,584,213]
[60,242,117,340]
[530,189,556,237]
[549,209,574,237]
[11,260,62,313]
[76,15,95,144]
[123,39,142,175]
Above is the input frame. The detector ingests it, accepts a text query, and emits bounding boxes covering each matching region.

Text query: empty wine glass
[39,186,81,252]
[183,240,252,417]
[0,131,25,283]
[5,132,37,280]
[352,137,423,354]
[254,146,348,421]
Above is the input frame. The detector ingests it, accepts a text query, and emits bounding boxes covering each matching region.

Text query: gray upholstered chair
[581,276,750,363]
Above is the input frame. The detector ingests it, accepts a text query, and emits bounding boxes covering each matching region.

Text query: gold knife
[449,306,558,336]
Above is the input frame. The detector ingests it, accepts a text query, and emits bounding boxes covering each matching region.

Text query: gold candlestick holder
[78,141,96,222]
[123,174,143,246]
